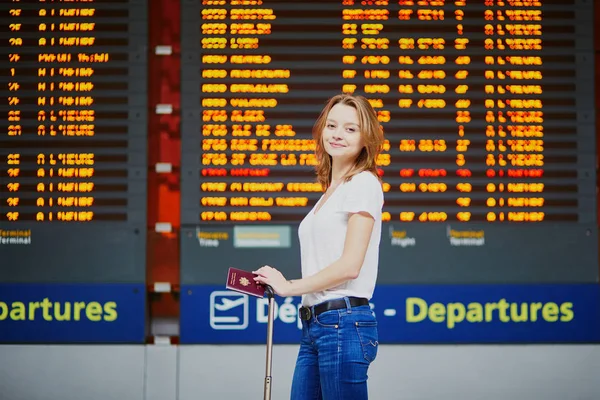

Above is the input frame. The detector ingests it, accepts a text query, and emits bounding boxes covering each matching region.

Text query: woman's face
[322,103,365,162]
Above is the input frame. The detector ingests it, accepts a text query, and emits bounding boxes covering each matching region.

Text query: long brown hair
[312,93,384,190]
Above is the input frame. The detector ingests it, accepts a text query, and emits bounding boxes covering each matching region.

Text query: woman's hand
[253,265,291,297]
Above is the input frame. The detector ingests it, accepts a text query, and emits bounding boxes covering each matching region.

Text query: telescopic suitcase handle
[263,285,275,400]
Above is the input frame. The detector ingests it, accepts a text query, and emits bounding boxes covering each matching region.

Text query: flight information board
[180,0,597,284]
[0,1,148,283]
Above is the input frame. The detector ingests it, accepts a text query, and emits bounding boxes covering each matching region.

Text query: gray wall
[1,345,599,400]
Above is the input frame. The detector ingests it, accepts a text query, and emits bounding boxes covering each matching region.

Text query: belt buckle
[299,306,312,320]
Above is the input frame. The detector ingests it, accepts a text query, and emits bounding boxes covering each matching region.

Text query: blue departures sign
[0,284,146,343]
[180,284,600,344]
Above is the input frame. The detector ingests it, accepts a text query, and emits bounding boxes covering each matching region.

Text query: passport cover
[226,267,266,298]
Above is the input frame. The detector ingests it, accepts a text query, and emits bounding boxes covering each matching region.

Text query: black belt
[299,297,369,320]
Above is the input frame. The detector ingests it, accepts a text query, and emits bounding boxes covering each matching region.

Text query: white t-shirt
[298,170,384,307]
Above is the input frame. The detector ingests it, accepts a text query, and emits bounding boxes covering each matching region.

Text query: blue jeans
[290,298,379,400]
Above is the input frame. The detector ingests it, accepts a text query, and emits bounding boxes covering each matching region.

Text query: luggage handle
[263,285,275,400]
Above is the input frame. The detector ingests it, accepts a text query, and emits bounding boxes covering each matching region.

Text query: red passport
[226,267,266,298]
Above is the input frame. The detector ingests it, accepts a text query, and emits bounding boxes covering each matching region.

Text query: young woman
[253,93,385,399]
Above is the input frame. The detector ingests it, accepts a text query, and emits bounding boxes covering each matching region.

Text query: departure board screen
[180,0,597,284]
[0,1,148,283]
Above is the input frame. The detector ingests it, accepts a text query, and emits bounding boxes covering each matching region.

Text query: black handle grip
[265,285,275,298]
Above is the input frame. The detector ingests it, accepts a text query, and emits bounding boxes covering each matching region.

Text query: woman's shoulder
[347,170,382,188]
[344,170,383,199]
[339,170,384,214]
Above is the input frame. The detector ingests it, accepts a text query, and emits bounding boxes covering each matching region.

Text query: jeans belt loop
[343,297,352,314]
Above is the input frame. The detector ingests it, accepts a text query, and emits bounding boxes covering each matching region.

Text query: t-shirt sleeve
[339,172,384,219]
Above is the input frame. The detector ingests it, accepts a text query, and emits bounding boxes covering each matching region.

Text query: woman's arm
[253,210,375,297]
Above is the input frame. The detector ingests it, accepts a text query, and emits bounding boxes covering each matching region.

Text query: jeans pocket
[314,310,340,328]
[355,321,378,363]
